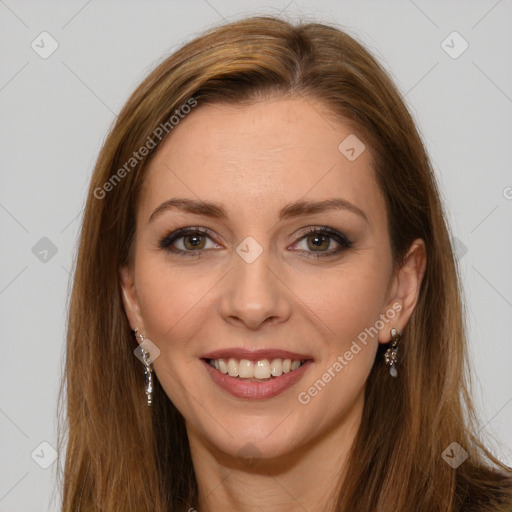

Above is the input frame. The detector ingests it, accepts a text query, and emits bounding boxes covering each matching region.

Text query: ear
[119,263,145,333]
[378,238,426,344]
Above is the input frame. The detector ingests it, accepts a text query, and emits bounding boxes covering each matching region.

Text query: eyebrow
[148,197,369,225]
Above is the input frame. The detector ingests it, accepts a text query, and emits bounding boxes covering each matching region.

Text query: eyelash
[158,226,353,259]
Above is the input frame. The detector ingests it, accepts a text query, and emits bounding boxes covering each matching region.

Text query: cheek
[299,262,390,346]
[293,269,386,424]
[133,256,211,352]
[133,260,213,413]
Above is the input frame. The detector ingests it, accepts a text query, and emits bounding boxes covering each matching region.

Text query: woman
[59,15,512,511]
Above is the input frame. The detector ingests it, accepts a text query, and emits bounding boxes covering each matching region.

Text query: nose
[218,246,292,330]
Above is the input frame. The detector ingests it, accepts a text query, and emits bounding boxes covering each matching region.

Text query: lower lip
[202,360,312,400]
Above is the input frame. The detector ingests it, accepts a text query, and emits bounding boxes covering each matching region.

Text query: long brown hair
[58,15,512,511]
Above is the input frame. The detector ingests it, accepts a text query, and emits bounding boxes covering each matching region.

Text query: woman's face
[120,95,423,463]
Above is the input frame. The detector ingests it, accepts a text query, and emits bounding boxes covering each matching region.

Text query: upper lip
[201,348,314,361]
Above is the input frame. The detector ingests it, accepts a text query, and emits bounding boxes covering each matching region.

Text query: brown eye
[306,233,331,252]
[292,227,352,258]
[158,227,218,257]
[183,233,206,250]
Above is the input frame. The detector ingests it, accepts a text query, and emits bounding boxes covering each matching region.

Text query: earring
[385,328,401,378]
[134,328,153,406]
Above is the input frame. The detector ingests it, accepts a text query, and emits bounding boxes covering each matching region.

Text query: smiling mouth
[204,357,308,381]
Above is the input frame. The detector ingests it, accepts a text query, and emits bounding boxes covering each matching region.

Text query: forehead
[139,96,384,227]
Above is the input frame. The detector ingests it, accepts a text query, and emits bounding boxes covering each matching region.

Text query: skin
[119,95,426,512]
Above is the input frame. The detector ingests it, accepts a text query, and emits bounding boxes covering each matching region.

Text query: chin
[189,405,317,463]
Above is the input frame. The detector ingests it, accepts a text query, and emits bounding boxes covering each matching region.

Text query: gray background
[1,1,511,510]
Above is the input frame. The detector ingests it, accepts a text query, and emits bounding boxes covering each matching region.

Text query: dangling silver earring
[134,328,153,406]
[385,328,401,378]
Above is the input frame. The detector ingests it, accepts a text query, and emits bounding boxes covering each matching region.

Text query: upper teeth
[209,358,304,379]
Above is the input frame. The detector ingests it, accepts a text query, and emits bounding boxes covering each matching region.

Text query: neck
[187,392,363,512]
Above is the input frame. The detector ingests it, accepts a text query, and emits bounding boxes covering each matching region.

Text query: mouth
[204,357,307,381]
[200,349,314,400]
